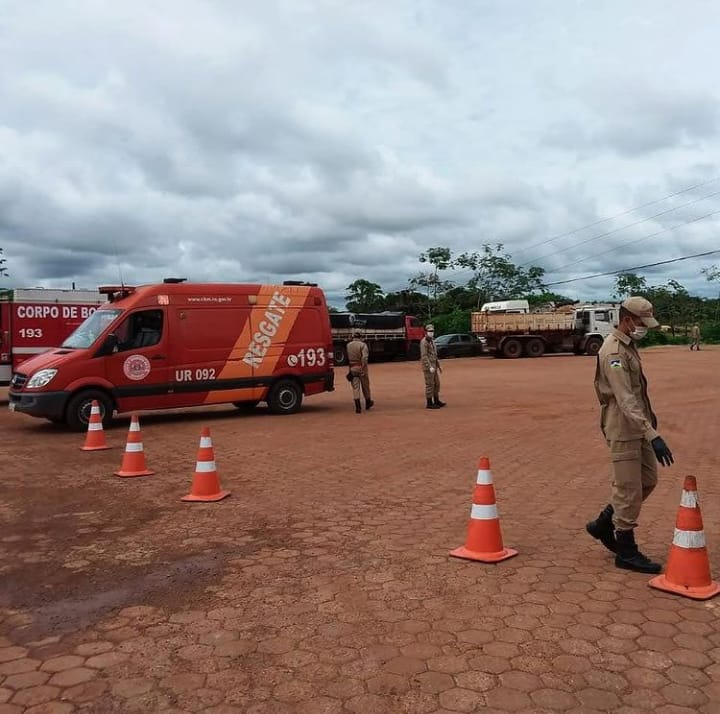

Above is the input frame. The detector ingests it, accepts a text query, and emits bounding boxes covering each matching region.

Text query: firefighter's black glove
[651,436,673,467]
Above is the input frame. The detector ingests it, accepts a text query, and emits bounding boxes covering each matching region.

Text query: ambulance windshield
[62,309,123,349]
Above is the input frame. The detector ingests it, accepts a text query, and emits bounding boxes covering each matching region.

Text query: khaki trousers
[608,439,658,531]
[423,369,440,399]
[350,367,371,401]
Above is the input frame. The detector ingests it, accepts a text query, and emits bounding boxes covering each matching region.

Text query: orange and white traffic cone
[80,400,111,451]
[181,427,230,502]
[649,476,720,600]
[450,456,518,563]
[114,414,155,478]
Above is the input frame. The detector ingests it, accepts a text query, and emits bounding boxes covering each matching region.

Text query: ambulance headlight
[26,369,58,389]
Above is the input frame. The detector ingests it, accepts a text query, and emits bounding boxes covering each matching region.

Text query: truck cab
[572,305,620,355]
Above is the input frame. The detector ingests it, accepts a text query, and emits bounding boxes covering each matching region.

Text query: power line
[544,249,720,287]
[514,175,720,260]
[450,202,720,285]
[519,188,720,268]
[547,207,720,274]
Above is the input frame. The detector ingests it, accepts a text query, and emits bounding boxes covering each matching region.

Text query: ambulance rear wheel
[66,390,113,432]
[267,380,303,415]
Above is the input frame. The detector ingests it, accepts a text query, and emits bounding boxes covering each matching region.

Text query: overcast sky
[1,0,719,307]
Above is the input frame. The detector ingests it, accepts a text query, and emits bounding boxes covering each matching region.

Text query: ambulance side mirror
[95,333,118,357]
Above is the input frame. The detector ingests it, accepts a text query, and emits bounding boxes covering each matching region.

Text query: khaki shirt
[692,325,700,338]
[346,339,368,369]
[420,337,439,371]
[594,329,658,442]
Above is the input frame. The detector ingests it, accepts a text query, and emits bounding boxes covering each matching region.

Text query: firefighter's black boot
[434,397,446,408]
[365,398,374,410]
[585,504,616,553]
[426,398,439,409]
[614,529,661,574]
[354,399,362,414]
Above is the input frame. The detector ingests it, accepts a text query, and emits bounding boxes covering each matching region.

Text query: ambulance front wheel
[65,389,114,432]
[267,380,303,415]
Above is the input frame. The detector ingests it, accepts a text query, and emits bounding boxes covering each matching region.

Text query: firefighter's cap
[622,296,659,328]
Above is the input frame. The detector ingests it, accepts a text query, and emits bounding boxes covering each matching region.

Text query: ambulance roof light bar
[98,285,136,302]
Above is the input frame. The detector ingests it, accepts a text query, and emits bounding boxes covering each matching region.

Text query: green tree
[410,246,455,317]
[645,280,692,333]
[613,273,648,299]
[0,248,6,277]
[344,279,385,312]
[702,265,720,283]
[455,244,545,307]
[435,286,478,314]
[382,289,429,316]
[701,265,720,320]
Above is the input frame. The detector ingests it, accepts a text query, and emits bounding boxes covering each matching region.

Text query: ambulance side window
[116,310,164,352]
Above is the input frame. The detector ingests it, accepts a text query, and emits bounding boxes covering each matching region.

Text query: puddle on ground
[6,550,227,643]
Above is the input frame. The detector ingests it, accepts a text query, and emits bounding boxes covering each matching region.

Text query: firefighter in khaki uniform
[690,323,701,351]
[346,330,373,414]
[586,296,674,574]
[420,324,446,409]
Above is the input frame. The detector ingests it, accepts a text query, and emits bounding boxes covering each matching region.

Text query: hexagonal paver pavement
[1,349,719,712]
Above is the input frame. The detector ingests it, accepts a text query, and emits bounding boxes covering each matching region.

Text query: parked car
[434,333,485,358]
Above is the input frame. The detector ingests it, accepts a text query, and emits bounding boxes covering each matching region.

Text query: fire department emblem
[123,354,152,381]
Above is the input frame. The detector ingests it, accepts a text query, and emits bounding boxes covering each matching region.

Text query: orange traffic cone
[450,457,518,563]
[114,415,155,478]
[649,476,720,600]
[181,427,230,502]
[80,400,111,451]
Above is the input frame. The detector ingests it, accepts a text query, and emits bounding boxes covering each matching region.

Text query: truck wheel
[501,338,523,359]
[333,345,347,366]
[65,390,114,432]
[525,338,545,358]
[584,337,603,356]
[267,379,303,415]
[407,342,421,360]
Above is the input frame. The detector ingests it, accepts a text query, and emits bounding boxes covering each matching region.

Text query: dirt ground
[1,346,719,714]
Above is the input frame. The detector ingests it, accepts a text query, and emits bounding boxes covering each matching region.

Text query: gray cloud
[545,87,720,157]
[1,0,719,308]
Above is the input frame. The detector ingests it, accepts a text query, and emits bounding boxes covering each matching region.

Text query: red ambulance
[8,279,335,430]
[0,288,106,386]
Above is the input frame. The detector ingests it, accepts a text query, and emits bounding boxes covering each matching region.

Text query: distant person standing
[346,330,373,414]
[586,297,673,574]
[420,324,446,409]
[690,323,701,351]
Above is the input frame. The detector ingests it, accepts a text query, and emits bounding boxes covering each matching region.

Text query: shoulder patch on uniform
[609,358,622,369]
